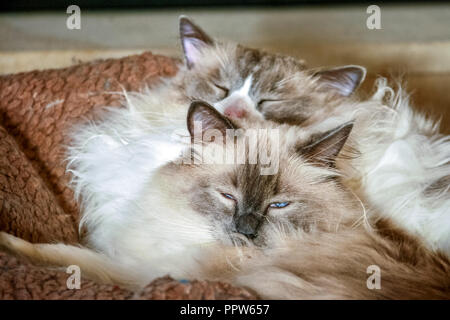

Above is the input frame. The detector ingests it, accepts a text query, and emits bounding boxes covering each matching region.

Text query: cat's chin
[225,232,268,248]
[225,232,251,247]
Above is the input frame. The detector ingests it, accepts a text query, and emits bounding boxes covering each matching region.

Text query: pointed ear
[179,16,214,69]
[299,122,353,167]
[314,65,366,97]
[187,100,234,138]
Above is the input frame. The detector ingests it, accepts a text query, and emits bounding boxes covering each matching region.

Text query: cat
[1,101,449,299]
[175,17,366,122]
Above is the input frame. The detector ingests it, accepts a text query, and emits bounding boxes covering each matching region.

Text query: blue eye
[269,202,289,209]
[221,193,235,201]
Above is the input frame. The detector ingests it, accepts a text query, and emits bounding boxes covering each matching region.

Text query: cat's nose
[224,104,247,119]
[235,214,260,239]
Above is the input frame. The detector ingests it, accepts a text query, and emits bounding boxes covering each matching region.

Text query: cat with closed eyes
[137,16,366,125]
[1,101,449,299]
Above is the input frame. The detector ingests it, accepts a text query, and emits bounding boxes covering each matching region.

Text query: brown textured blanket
[0,52,256,299]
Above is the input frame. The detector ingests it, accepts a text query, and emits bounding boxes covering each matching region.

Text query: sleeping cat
[136,16,366,128]
[125,16,365,139]
[175,17,366,123]
[1,101,449,298]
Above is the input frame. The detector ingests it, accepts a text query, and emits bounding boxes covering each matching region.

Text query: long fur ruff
[334,79,450,255]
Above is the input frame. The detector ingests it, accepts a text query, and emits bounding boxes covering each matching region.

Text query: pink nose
[224,105,247,118]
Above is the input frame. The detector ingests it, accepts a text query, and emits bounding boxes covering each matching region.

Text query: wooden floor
[1,5,449,132]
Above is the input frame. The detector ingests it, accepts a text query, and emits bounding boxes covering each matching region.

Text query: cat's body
[338,81,450,255]
[294,79,450,255]
[205,220,450,299]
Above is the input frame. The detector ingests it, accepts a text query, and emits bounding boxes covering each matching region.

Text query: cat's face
[154,101,357,247]
[177,17,366,126]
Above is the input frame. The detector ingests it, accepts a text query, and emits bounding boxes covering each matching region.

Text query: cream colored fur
[324,79,450,255]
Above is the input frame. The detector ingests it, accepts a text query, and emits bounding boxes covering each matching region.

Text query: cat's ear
[187,100,234,138]
[179,16,214,69]
[313,65,366,97]
[299,122,353,167]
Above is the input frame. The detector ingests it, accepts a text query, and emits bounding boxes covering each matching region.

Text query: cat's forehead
[234,45,306,79]
[199,43,308,91]
[235,164,280,200]
[214,132,317,181]
[229,156,328,197]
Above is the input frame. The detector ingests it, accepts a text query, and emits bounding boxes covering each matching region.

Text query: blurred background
[1,1,449,132]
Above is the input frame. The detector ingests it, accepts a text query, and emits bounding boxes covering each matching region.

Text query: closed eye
[257,99,280,109]
[213,83,229,98]
[269,201,290,209]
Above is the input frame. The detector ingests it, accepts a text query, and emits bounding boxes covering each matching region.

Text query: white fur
[325,79,450,255]
[66,91,220,283]
[214,74,256,115]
